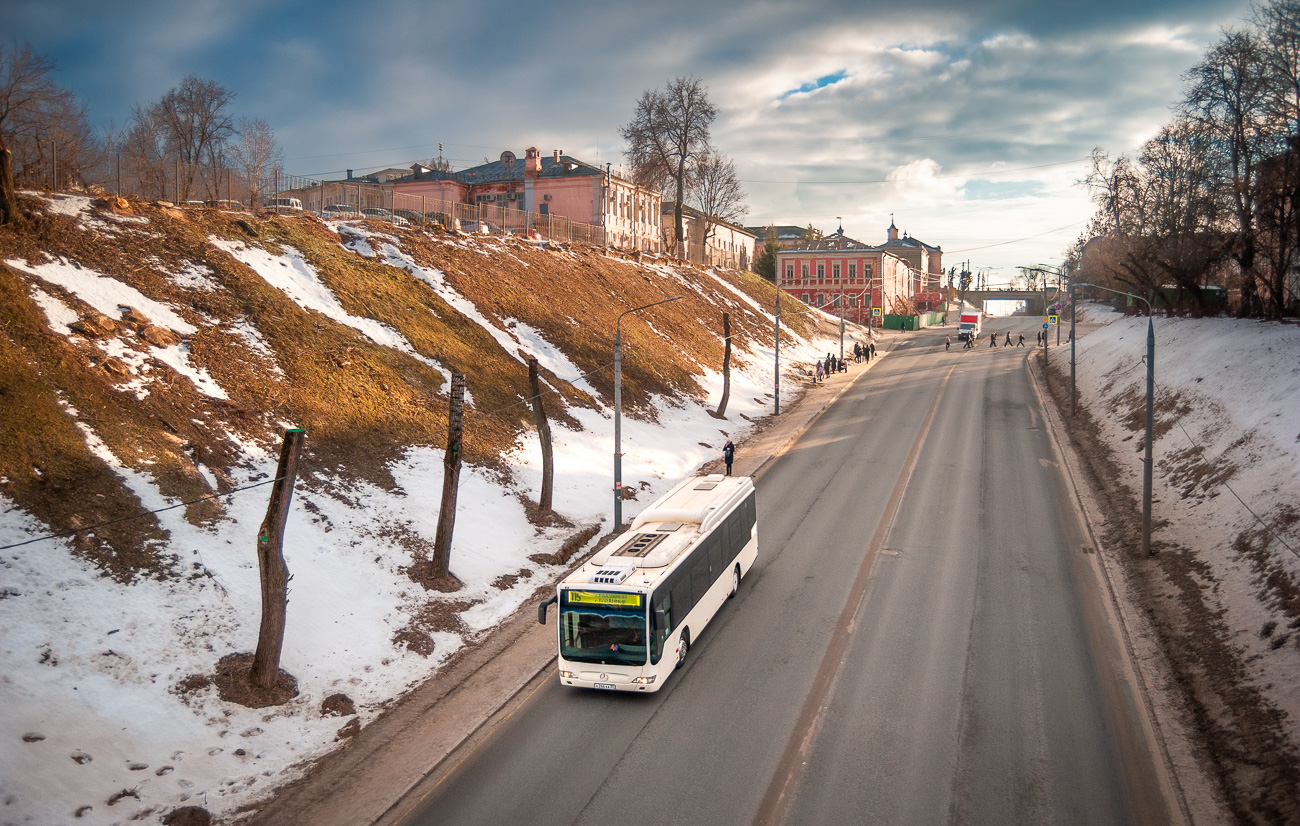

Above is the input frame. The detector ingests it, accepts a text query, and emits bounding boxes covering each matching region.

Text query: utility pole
[774,287,781,415]
[432,373,466,577]
[527,359,553,513]
[251,427,305,690]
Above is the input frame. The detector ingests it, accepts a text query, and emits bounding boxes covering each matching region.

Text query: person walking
[990,331,997,347]
[1018,333,1025,347]
[870,342,876,358]
[1005,331,1012,347]
[723,440,735,476]
[945,335,951,351]
[816,359,824,383]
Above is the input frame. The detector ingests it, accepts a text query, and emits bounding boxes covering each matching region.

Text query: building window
[833,263,840,279]
[864,264,874,279]
[801,263,809,278]
[785,263,794,280]
[801,293,810,303]
[849,263,857,279]
[849,294,857,308]
[817,263,825,279]
[817,294,824,306]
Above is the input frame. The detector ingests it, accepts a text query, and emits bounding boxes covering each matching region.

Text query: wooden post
[716,312,731,418]
[431,374,465,578]
[527,359,554,513]
[250,427,305,689]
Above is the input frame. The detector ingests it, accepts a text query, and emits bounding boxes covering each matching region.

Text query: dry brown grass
[2,193,819,581]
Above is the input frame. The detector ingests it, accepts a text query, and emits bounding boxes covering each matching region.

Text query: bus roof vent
[591,563,635,585]
[656,521,683,532]
[693,481,718,490]
[615,533,668,558]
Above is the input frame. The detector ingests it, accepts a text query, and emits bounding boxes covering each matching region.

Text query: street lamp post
[614,296,684,528]
[1074,282,1156,556]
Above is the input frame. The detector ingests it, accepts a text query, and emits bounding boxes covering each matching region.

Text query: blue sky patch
[780,70,850,100]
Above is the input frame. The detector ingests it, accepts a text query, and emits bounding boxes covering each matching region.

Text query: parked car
[360,207,409,227]
[264,197,303,212]
[204,199,247,211]
[392,208,425,226]
[321,204,360,218]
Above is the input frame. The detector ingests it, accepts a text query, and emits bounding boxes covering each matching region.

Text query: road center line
[754,361,958,826]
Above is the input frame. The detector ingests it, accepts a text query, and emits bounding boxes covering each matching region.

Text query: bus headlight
[631,675,657,685]
[560,670,577,678]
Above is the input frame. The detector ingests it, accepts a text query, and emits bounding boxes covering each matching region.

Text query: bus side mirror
[538,595,557,625]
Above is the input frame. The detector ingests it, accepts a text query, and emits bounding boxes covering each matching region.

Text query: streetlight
[1074,281,1156,557]
[614,295,684,528]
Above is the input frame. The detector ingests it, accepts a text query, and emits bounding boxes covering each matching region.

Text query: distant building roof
[663,202,756,236]
[385,152,639,187]
[779,227,875,252]
[881,233,941,253]
[747,225,816,241]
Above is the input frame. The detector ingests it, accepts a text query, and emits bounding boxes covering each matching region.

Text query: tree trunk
[0,134,19,225]
[528,359,554,513]
[431,373,466,577]
[250,428,305,690]
[716,312,731,418]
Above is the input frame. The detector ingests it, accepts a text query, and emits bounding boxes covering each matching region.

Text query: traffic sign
[872,307,882,317]
[1042,322,1049,329]
[1049,315,1058,325]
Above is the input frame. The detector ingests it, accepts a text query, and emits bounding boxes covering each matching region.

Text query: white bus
[538,474,758,692]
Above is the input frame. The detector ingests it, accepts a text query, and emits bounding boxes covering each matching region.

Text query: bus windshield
[559,590,648,666]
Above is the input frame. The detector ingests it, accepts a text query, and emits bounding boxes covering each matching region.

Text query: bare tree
[620,76,717,259]
[230,116,282,209]
[123,102,171,200]
[687,150,747,257]
[0,42,84,223]
[154,75,236,201]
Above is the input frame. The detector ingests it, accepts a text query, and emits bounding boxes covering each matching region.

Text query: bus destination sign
[565,590,644,609]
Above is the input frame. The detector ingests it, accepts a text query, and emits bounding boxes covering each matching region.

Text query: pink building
[774,227,913,326]
[388,147,661,251]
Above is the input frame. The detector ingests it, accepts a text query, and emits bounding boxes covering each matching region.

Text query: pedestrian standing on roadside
[946,335,951,350]
[723,440,735,476]
[1005,331,1012,347]
[1036,330,1042,345]
[816,360,824,383]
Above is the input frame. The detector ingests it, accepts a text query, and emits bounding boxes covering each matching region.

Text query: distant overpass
[948,288,1066,316]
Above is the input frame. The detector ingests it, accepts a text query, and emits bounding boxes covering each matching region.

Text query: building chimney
[346,169,353,180]
[525,146,541,178]
[553,149,561,166]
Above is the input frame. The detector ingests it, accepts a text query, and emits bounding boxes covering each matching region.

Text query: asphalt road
[388,321,1170,826]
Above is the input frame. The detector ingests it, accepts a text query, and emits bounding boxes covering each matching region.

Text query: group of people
[949,331,1028,350]
[813,340,876,383]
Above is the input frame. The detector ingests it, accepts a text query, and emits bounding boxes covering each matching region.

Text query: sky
[1,0,1255,282]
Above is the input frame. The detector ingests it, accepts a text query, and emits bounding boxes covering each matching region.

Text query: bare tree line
[1,41,281,224]
[1078,0,1300,319]
[620,76,748,260]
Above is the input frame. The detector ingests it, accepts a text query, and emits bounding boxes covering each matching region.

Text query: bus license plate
[592,682,616,690]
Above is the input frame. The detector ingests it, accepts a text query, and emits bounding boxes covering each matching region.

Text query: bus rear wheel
[729,565,740,597]
[676,632,690,669]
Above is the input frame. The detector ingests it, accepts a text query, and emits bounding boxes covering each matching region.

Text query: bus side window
[710,525,727,573]
[691,550,712,604]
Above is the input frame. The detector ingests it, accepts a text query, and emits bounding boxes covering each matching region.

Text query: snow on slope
[1,211,844,824]
[1056,304,1300,744]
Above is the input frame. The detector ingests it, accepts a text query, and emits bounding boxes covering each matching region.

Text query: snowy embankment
[0,198,843,824]
[1055,304,1300,744]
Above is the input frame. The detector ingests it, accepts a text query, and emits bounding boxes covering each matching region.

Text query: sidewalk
[243,335,896,826]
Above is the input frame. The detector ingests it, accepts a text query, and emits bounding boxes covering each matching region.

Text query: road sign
[1043,322,1049,329]
[1049,315,1058,325]
[872,307,882,317]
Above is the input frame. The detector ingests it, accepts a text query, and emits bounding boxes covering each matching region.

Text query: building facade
[665,203,757,269]
[774,228,913,326]
[387,147,662,251]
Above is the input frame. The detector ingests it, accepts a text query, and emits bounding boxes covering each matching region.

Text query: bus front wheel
[676,632,690,669]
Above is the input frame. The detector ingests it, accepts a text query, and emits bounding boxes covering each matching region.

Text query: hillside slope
[0,192,849,824]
